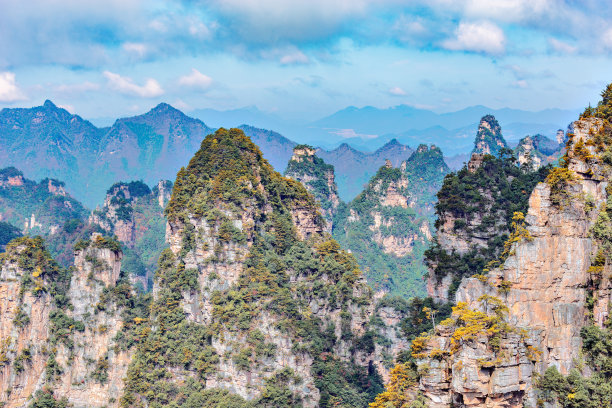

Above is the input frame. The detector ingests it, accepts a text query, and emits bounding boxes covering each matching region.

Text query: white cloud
[123,42,148,58]
[280,50,310,65]
[457,0,553,23]
[178,68,213,90]
[548,38,577,54]
[331,128,378,139]
[442,21,506,55]
[103,71,164,98]
[389,86,407,96]
[0,72,26,102]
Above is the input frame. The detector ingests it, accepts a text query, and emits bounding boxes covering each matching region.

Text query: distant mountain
[515,134,563,170]
[317,139,414,200]
[0,101,212,206]
[238,125,296,171]
[93,103,214,198]
[308,104,579,154]
[0,100,105,196]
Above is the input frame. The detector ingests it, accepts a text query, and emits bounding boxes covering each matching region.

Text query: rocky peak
[0,235,134,407]
[46,179,67,196]
[123,127,393,406]
[556,128,565,144]
[471,114,508,156]
[285,145,340,231]
[466,153,485,172]
[290,144,317,163]
[0,167,24,187]
[401,99,612,408]
[153,179,173,208]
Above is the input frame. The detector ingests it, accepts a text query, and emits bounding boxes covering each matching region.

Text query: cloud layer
[0,72,26,102]
[103,71,164,98]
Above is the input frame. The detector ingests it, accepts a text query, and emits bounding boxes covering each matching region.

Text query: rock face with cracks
[416,117,611,408]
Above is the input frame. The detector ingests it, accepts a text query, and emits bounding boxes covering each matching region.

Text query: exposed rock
[471,115,508,156]
[0,236,134,408]
[416,118,611,407]
[285,145,340,232]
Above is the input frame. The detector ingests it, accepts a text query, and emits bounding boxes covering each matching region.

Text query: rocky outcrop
[124,128,396,407]
[0,235,135,408]
[426,139,548,303]
[89,180,170,287]
[285,145,340,232]
[335,145,448,298]
[471,115,508,156]
[515,134,563,170]
[416,117,611,407]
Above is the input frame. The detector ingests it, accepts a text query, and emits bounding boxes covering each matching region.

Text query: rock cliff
[471,115,508,157]
[515,134,563,170]
[89,180,171,288]
[425,145,549,303]
[0,234,140,408]
[121,128,399,407]
[285,145,340,232]
[334,145,448,298]
[374,90,612,408]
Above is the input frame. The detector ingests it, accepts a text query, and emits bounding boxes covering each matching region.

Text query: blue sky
[1,0,612,122]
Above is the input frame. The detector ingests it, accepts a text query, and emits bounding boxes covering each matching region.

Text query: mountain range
[187,104,578,154]
[0,101,414,205]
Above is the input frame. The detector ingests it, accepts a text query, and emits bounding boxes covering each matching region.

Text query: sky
[1,0,612,122]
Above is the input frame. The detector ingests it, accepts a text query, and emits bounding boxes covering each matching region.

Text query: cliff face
[406,116,612,407]
[0,235,138,408]
[0,167,87,236]
[515,134,563,170]
[285,145,340,232]
[334,145,448,298]
[425,147,549,303]
[90,180,171,289]
[121,128,399,407]
[316,138,414,201]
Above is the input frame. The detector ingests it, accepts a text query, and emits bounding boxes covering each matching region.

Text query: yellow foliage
[410,333,431,358]
[369,363,416,408]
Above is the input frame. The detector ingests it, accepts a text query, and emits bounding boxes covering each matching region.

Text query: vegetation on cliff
[425,150,549,296]
[285,145,339,227]
[123,128,383,407]
[471,115,508,156]
[334,146,447,298]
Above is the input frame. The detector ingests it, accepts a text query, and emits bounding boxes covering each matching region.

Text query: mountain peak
[149,102,181,115]
[471,114,508,156]
[43,99,57,109]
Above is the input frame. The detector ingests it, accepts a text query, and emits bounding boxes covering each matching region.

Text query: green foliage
[166,128,319,226]
[123,129,382,407]
[333,152,446,298]
[0,221,21,246]
[91,354,110,384]
[29,388,69,408]
[471,115,508,156]
[595,83,612,121]
[536,314,612,407]
[285,146,337,213]
[0,236,71,307]
[425,152,549,290]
